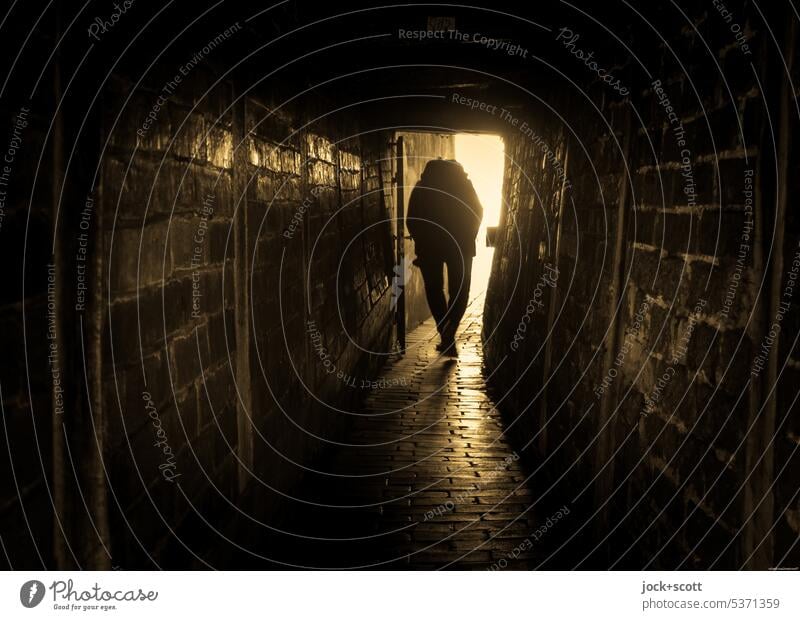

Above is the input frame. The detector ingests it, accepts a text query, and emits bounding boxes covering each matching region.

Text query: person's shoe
[442,319,458,342]
[441,340,458,357]
[435,332,455,350]
[435,319,451,350]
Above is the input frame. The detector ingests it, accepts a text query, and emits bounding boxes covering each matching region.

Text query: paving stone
[220,293,548,569]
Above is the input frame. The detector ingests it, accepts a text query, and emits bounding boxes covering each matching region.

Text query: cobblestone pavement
[221,293,551,569]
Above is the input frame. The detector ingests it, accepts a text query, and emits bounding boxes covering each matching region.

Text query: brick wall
[484,4,799,568]
[100,63,397,566]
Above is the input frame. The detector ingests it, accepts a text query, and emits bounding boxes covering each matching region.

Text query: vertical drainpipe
[395,136,406,350]
[744,16,795,569]
[51,7,67,569]
[86,110,110,569]
[233,93,253,494]
[52,7,110,568]
[538,138,570,454]
[743,29,768,571]
[593,103,633,532]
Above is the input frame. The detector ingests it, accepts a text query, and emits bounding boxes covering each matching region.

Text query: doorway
[393,131,505,349]
[454,133,505,297]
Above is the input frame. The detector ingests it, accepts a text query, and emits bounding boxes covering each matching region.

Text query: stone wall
[101,64,396,566]
[483,4,799,569]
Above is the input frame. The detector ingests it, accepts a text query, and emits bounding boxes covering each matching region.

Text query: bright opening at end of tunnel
[454,133,505,294]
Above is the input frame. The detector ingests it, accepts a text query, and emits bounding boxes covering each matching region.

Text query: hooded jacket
[406,159,483,259]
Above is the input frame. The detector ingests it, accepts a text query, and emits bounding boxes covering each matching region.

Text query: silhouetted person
[407,159,483,355]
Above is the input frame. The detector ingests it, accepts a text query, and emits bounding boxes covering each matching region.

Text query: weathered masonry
[0,2,797,569]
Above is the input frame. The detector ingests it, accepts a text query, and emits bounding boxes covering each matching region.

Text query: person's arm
[406,185,421,240]
[465,179,483,238]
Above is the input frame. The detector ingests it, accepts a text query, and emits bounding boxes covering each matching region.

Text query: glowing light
[454,133,505,293]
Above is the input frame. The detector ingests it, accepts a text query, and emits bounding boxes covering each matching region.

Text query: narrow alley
[2,1,799,574]
[216,293,557,569]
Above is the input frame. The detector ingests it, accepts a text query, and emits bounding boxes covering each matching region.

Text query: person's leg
[443,254,473,339]
[417,257,448,334]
